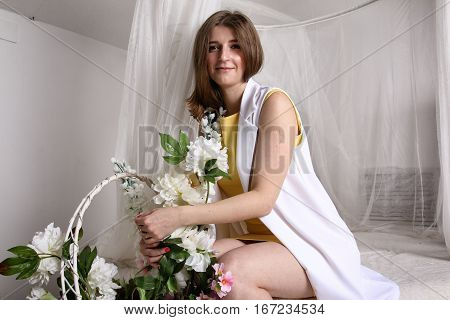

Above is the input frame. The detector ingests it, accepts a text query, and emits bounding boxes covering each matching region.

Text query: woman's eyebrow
[208,39,238,44]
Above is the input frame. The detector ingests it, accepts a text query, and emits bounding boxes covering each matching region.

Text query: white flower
[151,171,191,207]
[26,287,47,300]
[151,168,215,206]
[170,225,198,240]
[111,158,136,174]
[28,257,59,286]
[27,223,63,286]
[179,229,214,253]
[29,223,63,255]
[87,256,121,300]
[184,136,228,178]
[180,181,216,205]
[185,252,211,272]
[170,226,189,239]
[174,268,190,289]
[178,227,215,272]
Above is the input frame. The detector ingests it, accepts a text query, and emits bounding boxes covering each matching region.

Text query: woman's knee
[212,238,246,259]
[217,248,250,281]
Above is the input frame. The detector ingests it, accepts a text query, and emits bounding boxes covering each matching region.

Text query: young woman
[135,10,400,300]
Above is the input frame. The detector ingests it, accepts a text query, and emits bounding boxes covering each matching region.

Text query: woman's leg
[211,238,246,258]
[218,241,315,300]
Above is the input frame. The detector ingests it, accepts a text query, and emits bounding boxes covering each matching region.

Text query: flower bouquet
[0,222,120,300]
[0,107,234,299]
[112,107,235,299]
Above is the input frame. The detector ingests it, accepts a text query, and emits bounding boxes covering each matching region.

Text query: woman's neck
[220,82,247,115]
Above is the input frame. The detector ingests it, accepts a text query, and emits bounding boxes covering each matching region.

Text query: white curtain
[98,0,448,268]
[436,0,450,252]
[96,0,222,268]
[249,0,440,238]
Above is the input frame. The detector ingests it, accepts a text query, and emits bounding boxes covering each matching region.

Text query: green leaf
[167,275,178,293]
[0,257,29,276]
[179,130,189,155]
[76,228,84,242]
[204,159,217,173]
[16,258,39,280]
[7,246,38,259]
[208,168,231,179]
[78,246,92,278]
[153,278,162,299]
[159,133,181,156]
[164,238,183,248]
[135,276,157,290]
[0,256,39,280]
[173,262,186,274]
[85,247,97,274]
[61,227,84,259]
[159,255,174,277]
[41,292,57,300]
[163,238,182,245]
[167,250,189,262]
[162,155,184,165]
[62,241,71,260]
[136,287,147,300]
[203,175,216,184]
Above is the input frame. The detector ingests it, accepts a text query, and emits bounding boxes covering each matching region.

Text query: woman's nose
[219,47,231,60]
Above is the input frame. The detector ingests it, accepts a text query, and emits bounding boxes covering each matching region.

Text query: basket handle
[60,172,153,300]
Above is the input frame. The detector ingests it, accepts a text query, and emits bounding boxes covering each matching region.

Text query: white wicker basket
[59,172,153,300]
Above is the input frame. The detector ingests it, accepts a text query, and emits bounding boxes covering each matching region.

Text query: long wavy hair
[185,10,264,122]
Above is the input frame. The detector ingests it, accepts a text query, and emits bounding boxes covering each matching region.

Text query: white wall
[0,8,127,299]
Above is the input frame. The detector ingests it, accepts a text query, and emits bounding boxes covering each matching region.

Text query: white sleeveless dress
[211,77,400,300]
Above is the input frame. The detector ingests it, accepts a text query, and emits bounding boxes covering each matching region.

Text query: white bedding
[354,227,450,300]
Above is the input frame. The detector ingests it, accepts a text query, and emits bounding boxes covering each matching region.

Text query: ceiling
[0,0,368,49]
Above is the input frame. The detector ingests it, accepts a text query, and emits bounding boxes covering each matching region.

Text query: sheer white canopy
[96,0,450,269]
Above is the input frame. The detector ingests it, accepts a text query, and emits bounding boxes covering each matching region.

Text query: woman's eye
[231,44,241,49]
[208,45,219,52]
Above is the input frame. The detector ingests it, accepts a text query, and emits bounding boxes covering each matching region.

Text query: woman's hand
[139,238,170,269]
[135,206,183,243]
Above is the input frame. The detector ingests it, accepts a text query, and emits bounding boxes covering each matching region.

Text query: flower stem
[38,253,61,260]
[205,182,210,204]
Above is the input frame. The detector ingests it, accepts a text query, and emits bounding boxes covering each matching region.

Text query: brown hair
[185,10,264,122]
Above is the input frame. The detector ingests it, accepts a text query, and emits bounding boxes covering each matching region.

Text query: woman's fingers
[142,236,161,245]
[139,238,159,248]
[140,246,170,257]
[146,254,163,263]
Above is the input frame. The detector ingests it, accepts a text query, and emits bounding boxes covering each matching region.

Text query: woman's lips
[216,67,234,72]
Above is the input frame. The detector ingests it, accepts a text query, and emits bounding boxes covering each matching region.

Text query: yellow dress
[217,88,303,244]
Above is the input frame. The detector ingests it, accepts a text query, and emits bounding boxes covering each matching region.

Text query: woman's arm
[180,91,298,227]
[136,97,297,240]
[179,189,272,226]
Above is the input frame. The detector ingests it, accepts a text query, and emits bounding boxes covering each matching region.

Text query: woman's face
[206,25,245,88]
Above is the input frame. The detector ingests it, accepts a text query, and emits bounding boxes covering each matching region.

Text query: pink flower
[210,267,234,298]
[212,262,224,277]
[218,271,233,293]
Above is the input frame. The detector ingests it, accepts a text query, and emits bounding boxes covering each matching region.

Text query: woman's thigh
[212,238,246,258]
[219,241,315,299]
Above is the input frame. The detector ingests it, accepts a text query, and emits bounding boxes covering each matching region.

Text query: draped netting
[94,0,450,272]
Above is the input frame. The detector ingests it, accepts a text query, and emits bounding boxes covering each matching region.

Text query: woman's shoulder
[262,85,292,100]
[261,86,295,110]
[259,89,297,126]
